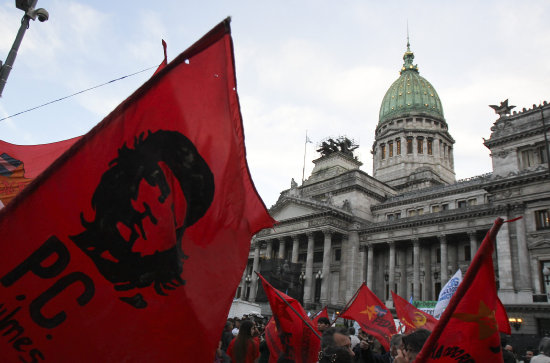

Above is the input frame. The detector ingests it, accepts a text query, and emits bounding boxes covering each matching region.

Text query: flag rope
[0,65,158,123]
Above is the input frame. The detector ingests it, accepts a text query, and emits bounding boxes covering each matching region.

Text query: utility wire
[0,65,157,123]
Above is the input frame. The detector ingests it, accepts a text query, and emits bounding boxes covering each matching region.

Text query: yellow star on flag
[453,300,498,340]
[360,305,376,320]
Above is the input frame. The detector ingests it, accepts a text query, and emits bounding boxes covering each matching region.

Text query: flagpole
[256,272,321,340]
[332,282,364,325]
[302,130,310,184]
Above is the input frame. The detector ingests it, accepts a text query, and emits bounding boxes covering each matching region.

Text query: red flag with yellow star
[392,291,438,333]
[340,283,396,351]
[415,218,505,362]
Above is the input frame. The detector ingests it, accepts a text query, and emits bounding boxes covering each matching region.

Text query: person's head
[318,317,331,332]
[390,334,403,358]
[505,344,514,352]
[225,321,233,331]
[318,345,353,363]
[234,319,241,328]
[348,327,356,336]
[402,329,431,361]
[539,337,550,356]
[234,320,257,362]
[321,327,354,358]
[525,350,534,361]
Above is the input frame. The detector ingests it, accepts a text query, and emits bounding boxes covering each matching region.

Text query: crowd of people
[215,315,550,363]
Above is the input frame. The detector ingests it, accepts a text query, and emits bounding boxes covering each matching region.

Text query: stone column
[320,230,332,305]
[347,229,361,301]
[278,238,286,260]
[291,235,299,264]
[250,240,262,301]
[413,238,420,300]
[339,234,349,305]
[266,240,273,259]
[359,245,367,283]
[303,232,315,304]
[367,244,374,288]
[388,241,396,303]
[239,266,248,299]
[496,218,514,294]
[515,211,532,293]
[439,235,448,284]
[468,231,478,258]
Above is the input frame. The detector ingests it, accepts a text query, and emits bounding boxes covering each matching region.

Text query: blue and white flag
[433,269,462,319]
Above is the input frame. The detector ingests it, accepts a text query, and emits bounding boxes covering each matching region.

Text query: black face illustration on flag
[70,130,215,308]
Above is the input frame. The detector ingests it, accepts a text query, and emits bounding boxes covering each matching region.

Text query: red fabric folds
[0,137,80,205]
[340,283,396,351]
[415,218,505,362]
[392,291,438,333]
[0,18,274,362]
[258,273,320,363]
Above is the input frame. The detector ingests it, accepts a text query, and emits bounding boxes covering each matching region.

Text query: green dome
[379,43,444,124]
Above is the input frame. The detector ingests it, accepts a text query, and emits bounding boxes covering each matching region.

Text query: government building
[236,41,550,348]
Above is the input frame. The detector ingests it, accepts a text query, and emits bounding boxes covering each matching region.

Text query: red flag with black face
[311,306,329,330]
[0,18,274,362]
[415,218,505,363]
[258,274,320,363]
[340,283,396,351]
[392,291,438,333]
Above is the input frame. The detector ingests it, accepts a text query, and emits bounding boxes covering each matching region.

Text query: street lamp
[0,0,49,97]
[299,271,306,283]
[508,317,523,331]
[316,270,323,280]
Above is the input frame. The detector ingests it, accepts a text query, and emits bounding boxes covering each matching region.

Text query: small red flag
[340,283,396,351]
[311,306,329,330]
[0,18,274,362]
[258,273,320,363]
[0,137,80,205]
[415,218,505,362]
[392,291,438,333]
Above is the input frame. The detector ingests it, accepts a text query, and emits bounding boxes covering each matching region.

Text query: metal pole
[0,15,31,97]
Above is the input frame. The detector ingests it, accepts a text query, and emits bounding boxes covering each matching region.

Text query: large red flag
[311,306,329,329]
[415,218,505,362]
[392,291,438,333]
[0,18,274,362]
[0,137,80,205]
[258,273,320,363]
[340,283,396,351]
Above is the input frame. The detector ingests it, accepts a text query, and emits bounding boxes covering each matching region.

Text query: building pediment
[270,197,326,221]
[529,236,550,250]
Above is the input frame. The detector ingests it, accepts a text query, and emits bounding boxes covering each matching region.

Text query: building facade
[237,43,550,343]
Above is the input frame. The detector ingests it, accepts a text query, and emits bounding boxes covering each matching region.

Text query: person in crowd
[521,350,534,363]
[393,329,430,363]
[232,318,242,336]
[319,345,354,363]
[353,332,402,363]
[532,337,550,363]
[506,344,519,363]
[227,320,260,363]
[214,340,231,363]
[318,317,331,333]
[349,327,360,349]
[321,326,355,359]
[221,320,234,352]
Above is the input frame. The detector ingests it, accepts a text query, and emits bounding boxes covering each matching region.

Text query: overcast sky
[1,1,549,208]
